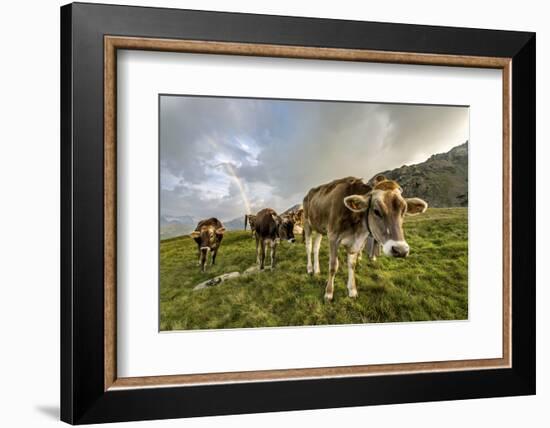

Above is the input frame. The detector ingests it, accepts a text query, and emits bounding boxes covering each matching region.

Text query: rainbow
[223,162,252,215]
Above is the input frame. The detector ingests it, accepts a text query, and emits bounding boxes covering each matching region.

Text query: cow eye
[373,208,382,217]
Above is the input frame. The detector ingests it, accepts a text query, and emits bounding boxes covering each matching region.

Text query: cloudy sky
[160,95,468,222]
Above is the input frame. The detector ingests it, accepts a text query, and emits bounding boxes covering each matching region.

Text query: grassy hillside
[160,208,468,331]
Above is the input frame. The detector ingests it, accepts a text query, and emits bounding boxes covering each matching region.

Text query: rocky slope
[376,142,468,208]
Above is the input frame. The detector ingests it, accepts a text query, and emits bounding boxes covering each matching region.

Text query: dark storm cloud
[160,95,468,222]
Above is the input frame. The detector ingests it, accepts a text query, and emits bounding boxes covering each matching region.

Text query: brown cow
[282,205,304,226]
[190,218,226,272]
[255,208,296,270]
[303,176,427,300]
[282,205,304,237]
[244,214,257,237]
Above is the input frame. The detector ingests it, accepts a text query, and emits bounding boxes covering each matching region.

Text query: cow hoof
[324,293,333,302]
[314,269,321,275]
[348,290,358,298]
[307,266,313,274]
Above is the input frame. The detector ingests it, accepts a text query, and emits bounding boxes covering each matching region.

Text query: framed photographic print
[60,2,535,424]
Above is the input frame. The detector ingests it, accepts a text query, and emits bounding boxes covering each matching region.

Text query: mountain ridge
[376,142,468,208]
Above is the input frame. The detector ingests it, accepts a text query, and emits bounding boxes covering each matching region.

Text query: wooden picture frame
[61,2,535,424]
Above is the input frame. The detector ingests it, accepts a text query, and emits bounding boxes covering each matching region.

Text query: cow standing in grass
[190,218,226,272]
[255,208,296,270]
[303,176,428,301]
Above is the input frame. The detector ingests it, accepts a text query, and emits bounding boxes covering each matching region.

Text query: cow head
[191,226,225,252]
[273,214,296,243]
[343,176,427,258]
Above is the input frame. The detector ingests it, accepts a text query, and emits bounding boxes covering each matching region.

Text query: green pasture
[160,208,468,331]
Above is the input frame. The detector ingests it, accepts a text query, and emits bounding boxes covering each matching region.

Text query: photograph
[159,95,469,331]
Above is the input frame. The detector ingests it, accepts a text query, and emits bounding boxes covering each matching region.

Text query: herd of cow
[190,175,428,300]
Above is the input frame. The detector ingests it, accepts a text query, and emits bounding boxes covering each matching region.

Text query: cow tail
[244,214,248,230]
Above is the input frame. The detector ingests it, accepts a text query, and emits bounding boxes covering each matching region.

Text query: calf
[303,176,427,300]
[190,217,226,272]
[255,208,296,270]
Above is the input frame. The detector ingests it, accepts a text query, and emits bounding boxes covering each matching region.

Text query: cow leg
[305,224,314,274]
[346,251,359,298]
[270,241,277,268]
[260,239,266,270]
[325,237,339,301]
[313,234,322,274]
[357,238,367,263]
[200,249,207,272]
[211,249,217,265]
[255,236,260,264]
[197,246,201,266]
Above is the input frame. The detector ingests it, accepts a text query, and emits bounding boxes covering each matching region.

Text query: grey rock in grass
[193,272,241,290]
[193,265,273,290]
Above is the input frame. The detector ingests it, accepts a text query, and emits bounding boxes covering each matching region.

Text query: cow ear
[344,195,370,212]
[215,227,226,235]
[374,174,387,183]
[405,198,428,215]
[190,231,201,238]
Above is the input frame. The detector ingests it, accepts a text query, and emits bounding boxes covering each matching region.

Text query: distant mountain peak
[427,141,468,162]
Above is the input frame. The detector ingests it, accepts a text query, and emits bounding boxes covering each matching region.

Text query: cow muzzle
[382,240,409,258]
